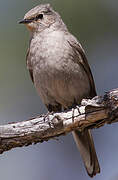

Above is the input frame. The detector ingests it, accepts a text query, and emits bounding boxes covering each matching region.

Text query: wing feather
[68,40,96,98]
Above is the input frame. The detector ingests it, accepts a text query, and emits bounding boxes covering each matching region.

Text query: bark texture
[0,88,118,154]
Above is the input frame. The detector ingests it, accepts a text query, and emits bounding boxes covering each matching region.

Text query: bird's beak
[18,19,32,24]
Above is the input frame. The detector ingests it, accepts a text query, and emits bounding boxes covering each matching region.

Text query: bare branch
[0,88,118,154]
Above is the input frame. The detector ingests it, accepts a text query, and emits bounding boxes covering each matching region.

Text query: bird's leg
[76,105,82,115]
[44,111,53,122]
[72,108,75,122]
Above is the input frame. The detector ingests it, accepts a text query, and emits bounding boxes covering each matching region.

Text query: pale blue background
[0,0,118,179]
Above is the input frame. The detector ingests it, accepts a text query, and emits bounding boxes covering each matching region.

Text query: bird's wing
[68,39,96,98]
[26,48,34,83]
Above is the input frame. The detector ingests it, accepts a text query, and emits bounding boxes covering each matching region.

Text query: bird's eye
[36,14,43,20]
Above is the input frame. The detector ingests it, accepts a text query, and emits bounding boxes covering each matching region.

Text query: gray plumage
[19,4,100,177]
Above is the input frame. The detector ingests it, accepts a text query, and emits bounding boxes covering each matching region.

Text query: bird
[19,4,100,177]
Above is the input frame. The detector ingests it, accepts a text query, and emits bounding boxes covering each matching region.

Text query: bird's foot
[43,111,53,122]
[72,108,75,122]
[76,105,82,115]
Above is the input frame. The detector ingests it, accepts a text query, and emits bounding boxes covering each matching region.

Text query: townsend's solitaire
[19,4,100,177]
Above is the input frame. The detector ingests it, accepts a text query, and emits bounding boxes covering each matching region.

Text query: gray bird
[19,4,100,177]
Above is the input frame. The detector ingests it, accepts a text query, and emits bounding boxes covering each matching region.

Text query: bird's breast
[28,31,90,106]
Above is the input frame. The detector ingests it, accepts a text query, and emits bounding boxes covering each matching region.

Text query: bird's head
[19,4,66,33]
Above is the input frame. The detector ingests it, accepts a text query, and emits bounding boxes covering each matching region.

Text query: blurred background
[0,0,118,179]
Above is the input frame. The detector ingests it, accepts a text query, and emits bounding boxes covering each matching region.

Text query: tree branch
[0,88,118,154]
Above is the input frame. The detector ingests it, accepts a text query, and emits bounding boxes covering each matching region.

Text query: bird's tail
[72,129,100,177]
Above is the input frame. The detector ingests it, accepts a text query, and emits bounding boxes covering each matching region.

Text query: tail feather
[72,129,100,177]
